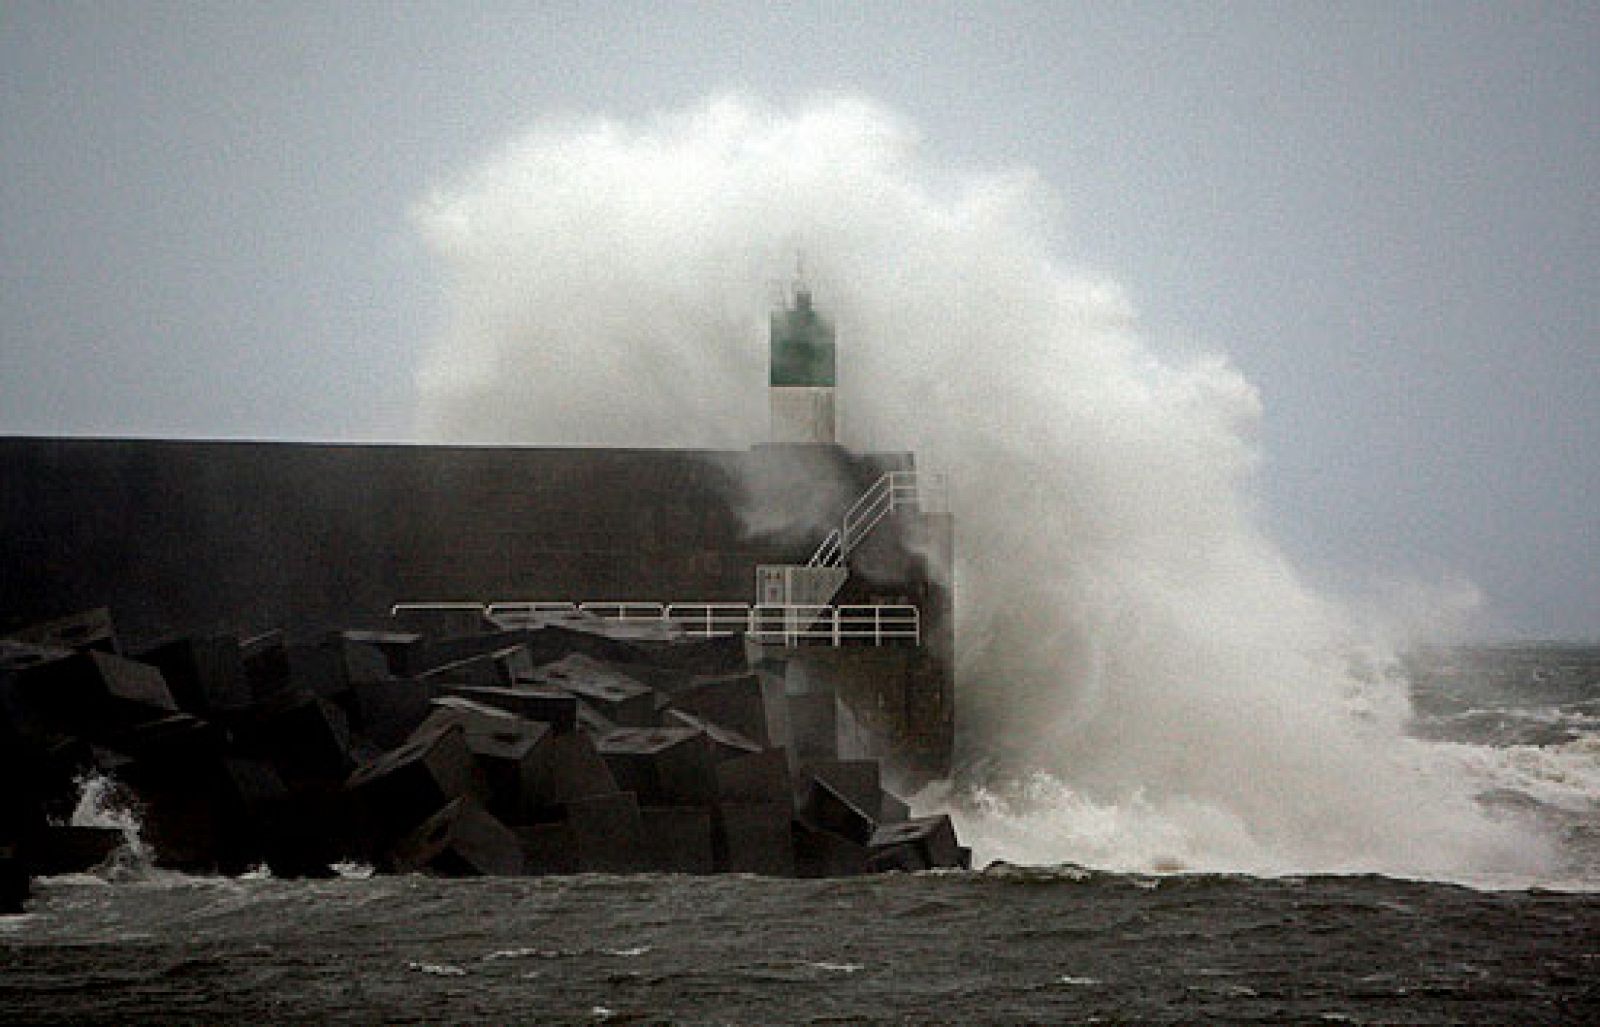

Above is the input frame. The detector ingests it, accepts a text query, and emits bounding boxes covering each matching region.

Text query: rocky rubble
[0,606,966,909]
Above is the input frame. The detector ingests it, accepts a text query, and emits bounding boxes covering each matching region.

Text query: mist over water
[415,95,1556,882]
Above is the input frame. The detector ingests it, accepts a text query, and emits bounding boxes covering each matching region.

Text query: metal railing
[746,604,920,646]
[577,601,666,621]
[391,600,920,647]
[664,602,755,637]
[809,470,947,568]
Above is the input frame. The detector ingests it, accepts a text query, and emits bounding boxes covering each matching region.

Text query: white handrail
[394,599,920,646]
[664,602,753,637]
[486,601,580,617]
[809,470,941,568]
[578,601,666,621]
[390,601,487,616]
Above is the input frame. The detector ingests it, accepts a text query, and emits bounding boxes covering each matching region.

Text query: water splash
[414,93,1551,881]
[68,772,150,876]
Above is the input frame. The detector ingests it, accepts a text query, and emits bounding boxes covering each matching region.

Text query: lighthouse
[768,281,837,445]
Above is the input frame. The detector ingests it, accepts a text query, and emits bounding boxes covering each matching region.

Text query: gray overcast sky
[1,2,1595,639]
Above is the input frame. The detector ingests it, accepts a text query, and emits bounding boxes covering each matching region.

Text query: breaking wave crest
[415,94,1564,883]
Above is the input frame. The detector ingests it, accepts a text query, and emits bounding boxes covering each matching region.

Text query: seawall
[1,437,912,646]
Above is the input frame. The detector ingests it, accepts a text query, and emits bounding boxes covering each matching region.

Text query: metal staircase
[807,471,944,569]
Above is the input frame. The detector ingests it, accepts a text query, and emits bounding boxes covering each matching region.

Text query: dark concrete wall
[0,437,914,647]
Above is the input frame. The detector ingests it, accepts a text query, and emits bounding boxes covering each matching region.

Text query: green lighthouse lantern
[769,283,837,444]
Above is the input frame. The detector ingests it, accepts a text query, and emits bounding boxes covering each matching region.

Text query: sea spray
[67,771,149,876]
[415,94,1549,880]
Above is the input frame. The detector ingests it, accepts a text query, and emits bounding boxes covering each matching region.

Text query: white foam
[407,961,467,976]
[414,93,1564,883]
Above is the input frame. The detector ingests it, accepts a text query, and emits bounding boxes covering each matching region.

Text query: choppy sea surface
[3,645,1598,1024]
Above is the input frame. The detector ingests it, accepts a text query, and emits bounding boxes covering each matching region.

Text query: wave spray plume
[415,95,1547,881]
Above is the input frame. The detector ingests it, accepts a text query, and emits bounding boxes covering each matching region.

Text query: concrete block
[134,634,249,712]
[424,695,534,737]
[441,684,577,733]
[240,630,291,698]
[339,630,427,677]
[576,702,619,739]
[219,756,290,808]
[14,650,177,731]
[100,712,225,767]
[346,723,478,837]
[524,731,619,813]
[665,709,761,763]
[867,814,962,870]
[0,641,75,737]
[391,797,524,877]
[232,690,352,783]
[596,727,717,806]
[418,700,551,822]
[3,608,119,654]
[411,630,532,674]
[515,822,580,875]
[637,806,714,874]
[117,773,227,872]
[526,654,656,727]
[631,632,747,675]
[785,691,838,767]
[419,645,532,688]
[879,790,911,825]
[804,760,906,823]
[792,821,868,878]
[864,842,928,873]
[350,678,434,749]
[715,747,793,808]
[803,777,877,847]
[718,801,795,876]
[669,672,784,748]
[520,624,644,668]
[566,791,645,873]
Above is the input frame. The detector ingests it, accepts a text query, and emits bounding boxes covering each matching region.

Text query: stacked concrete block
[3,608,120,655]
[416,645,528,689]
[239,630,291,698]
[135,634,250,713]
[12,650,177,734]
[715,747,794,808]
[349,677,433,749]
[803,759,910,826]
[637,806,715,874]
[667,671,786,749]
[345,722,480,840]
[522,732,619,815]
[0,604,966,890]
[665,709,762,763]
[417,698,551,823]
[339,630,427,677]
[718,801,795,876]
[515,822,580,875]
[866,814,967,872]
[596,727,719,807]
[526,654,657,727]
[230,689,352,785]
[792,820,869,878]
[802,775,878,847]
[564,791,646,873]
[391,796,525,877]
[442,684,578,733]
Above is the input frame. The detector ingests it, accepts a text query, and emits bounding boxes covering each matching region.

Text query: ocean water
[3,646,1597,1024]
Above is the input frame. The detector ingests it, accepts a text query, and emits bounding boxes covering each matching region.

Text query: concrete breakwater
[1,603,967,909]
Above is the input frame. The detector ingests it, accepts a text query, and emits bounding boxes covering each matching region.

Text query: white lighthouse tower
[768,277,837,446]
